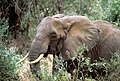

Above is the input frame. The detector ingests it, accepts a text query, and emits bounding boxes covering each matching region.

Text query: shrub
[33,45,120,81]
[0,47,21,81]
[0,19,21,81]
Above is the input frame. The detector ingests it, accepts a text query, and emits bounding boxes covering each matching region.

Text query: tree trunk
[0,0,30,53]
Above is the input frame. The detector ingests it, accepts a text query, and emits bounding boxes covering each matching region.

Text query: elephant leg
[63,59,79,78]
[30,63,41,79]
[66,59,78,74]
[64,59,89,80]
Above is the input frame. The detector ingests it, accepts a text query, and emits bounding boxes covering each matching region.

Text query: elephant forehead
[37,18,62,31]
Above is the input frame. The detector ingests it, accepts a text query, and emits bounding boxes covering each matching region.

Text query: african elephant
[18,14,120,77]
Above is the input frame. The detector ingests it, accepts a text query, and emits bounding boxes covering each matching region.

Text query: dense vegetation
[0,0,120,81]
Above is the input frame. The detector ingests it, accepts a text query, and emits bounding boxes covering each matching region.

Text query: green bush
[0,47,20,81]
[64,0,120,28]
[31,45,120,81]
[0,19,21,81]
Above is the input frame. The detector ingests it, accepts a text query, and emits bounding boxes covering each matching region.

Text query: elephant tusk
[47,54,53,62]
[26,54,44,64]
[16,52,29,65]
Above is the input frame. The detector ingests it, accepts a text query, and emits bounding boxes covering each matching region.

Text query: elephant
[17,14,120,78]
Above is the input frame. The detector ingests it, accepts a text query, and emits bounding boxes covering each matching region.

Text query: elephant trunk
[17,36,50,64]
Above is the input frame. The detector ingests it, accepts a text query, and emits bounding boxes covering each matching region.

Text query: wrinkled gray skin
[27,14,120,76]
[28,17,66,61]
[28,16,67,74]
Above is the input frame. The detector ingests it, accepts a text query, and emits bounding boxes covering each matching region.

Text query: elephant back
[92,20,120,61]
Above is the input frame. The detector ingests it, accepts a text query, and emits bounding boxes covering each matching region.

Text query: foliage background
[0,0,120,81]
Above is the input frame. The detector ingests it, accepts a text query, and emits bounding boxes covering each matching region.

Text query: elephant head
[28,16,68,63]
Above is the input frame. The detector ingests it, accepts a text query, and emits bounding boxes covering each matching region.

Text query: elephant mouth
[17,35,65,64]
[26,38,64,64]
[44,37,63,57]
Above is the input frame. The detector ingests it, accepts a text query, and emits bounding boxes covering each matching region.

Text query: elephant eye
[63,27,68,30]
[50,32,57,39]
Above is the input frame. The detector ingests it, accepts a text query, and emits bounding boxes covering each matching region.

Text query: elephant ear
[52,14,71,31]
[60,16,100,60]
